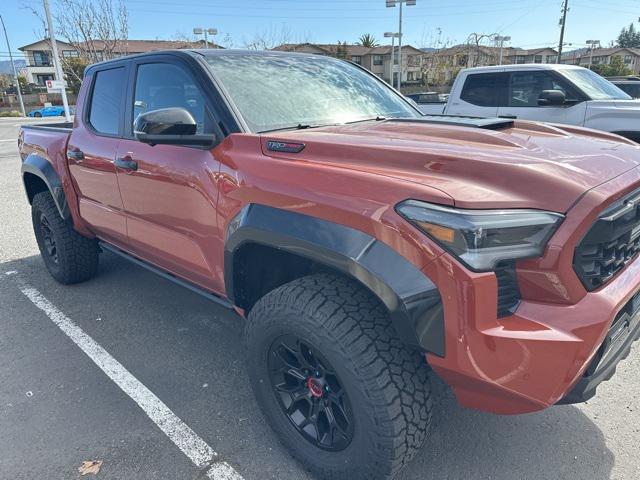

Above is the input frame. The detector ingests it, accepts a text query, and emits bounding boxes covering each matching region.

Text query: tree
[617,23,640,48]
[335,42,348,59]
[62,58,90,94]
[357,34,379,48]
[591,55,633,77]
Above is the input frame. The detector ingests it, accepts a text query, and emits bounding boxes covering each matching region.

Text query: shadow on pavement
[0,252,615,480]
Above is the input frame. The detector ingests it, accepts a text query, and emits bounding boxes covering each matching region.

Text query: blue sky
[1,0,638,58]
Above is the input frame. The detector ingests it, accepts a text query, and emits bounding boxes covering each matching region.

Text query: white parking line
[8,273,243,480]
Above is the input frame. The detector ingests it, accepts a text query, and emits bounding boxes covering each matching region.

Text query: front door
[448,71,508,117]
[497,70,588,126]
[115,59,225,293]
[67,65,128,246]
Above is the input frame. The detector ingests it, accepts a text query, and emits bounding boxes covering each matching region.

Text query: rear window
[88,67,126,135]
[460,73,508,107]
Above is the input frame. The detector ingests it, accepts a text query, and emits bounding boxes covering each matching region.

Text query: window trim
[504,70,587,109]
[83,63,130,139]
[460,72,509,108]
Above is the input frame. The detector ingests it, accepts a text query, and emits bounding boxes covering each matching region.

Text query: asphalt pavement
[0,117,638,480]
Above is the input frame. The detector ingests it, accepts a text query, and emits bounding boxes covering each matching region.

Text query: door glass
[133,63,213,134]
[508,71,580,107]
[89,67,126,135]
[460,73,508,107]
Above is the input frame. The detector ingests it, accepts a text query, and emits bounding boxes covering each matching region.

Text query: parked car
[610,80,640,99]
[28,105,71,117]
[18,50,640,480]
[420,64,640,142]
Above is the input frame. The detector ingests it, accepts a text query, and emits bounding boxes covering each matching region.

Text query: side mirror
[538,90,566,107]
[134,107,216,147]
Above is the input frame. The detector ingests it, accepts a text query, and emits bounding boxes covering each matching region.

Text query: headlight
[396,200,564,271]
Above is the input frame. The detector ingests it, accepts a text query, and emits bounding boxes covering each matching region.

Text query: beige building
[18,39,210,86]
[423,45,559,85]
[562,47,640,74]
[273,43,425,86]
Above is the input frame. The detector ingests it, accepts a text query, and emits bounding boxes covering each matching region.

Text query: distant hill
[0,59,26,75]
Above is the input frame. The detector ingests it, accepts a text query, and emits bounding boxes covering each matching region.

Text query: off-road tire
[32,191,98,284]
[245,274,432,480]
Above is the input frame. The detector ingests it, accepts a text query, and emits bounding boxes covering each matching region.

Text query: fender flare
[21,154,70,220]
[224,204,445,357]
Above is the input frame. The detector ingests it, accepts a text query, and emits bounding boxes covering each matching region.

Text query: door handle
[115,157,138,171]
[66,148,84,161]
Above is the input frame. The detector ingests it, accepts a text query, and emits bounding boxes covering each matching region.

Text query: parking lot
[1,116,639,479]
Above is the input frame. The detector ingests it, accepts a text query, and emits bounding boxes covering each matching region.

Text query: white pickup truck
[419,64,640,142]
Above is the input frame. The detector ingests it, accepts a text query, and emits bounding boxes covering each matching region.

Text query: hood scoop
[389,115,514,131]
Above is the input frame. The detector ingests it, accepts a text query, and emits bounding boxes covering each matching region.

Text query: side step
[98,241,234,310]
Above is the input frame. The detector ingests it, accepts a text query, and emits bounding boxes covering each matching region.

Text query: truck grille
[574,188,640,291]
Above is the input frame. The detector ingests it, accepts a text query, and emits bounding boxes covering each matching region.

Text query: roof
[18,38,74,51]
[18,38,217,53]
[273,43,422,57]
[462,63,584,73]
[572,47,640,59]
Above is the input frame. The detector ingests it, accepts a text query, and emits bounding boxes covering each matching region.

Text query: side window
[508,71,581,107]
[133,63,214,134]
[88,67,126,135]
[460,73,508,107]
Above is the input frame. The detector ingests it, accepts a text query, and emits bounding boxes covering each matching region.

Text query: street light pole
[386,0,416,91]
[193,28,218,49]
[495,35,511,66]
[384,32,399,88]
[0,14,26,117]
[43,0,71,122]
[586,39,600,70]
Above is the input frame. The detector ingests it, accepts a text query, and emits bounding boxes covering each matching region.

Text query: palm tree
[358,34,379,48]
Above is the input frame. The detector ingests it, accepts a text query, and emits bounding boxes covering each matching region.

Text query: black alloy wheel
[268,334,354,451]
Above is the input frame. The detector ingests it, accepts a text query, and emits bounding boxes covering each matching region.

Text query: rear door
[114,56,226,293]
[447,71,508,117]
[67,64,128,246]
[497,70,588,126]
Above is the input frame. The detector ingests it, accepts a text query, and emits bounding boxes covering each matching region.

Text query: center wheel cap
[307,377,324,398]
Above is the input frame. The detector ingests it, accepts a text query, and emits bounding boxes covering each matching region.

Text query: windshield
[205,53,419,132]
[560,68,632,100]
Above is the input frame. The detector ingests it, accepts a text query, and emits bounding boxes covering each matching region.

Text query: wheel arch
[21,154,70,220]
[225,204,445,357]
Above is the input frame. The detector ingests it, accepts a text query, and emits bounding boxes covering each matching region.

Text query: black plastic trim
[21,154,70,220]
[224,204,445,356]
[558,293,640,404]
[99,242,234,310]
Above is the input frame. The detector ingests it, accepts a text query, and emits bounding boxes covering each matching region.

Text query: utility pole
[0,14,25,117]
[43,0,71,121]
[557,0,569,64]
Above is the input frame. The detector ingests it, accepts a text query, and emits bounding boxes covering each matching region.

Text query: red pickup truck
[19,50,640,480]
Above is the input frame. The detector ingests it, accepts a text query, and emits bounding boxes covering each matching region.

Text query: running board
[98,241,234,310]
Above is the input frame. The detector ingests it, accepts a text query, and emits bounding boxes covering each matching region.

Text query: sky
[1,0,639,59]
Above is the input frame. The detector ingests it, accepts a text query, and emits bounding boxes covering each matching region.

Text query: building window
[546,55,557,63]
[351,55,362,64]
[407,54,420,66]
[62,50,79,58]
[534,55,543,63]
[407,71,415,81]
[516,55,527,64]
[625,54,633,64]
[35,73,54,86]
[373,55,383,65]
[32,50,51,67]
[592,56,602,64]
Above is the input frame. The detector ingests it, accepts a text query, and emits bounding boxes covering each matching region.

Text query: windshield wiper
[258,123,319,134]
[345,116,387,125]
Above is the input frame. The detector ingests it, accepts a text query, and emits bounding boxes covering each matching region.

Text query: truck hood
[262,119,640,212]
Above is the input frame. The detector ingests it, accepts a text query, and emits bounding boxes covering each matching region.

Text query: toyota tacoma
[18,50,640,480]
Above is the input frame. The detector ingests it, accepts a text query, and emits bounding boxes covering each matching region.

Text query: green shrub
[0,110,21,117]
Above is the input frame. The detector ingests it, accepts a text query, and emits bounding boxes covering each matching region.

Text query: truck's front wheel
[32,191,98,284]
[245,274,432,480]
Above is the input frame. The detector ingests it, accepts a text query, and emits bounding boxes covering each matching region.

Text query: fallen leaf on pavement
[78,460,103,476]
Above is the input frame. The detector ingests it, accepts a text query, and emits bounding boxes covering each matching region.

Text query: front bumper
[559,292,640,404]
[419,167,640,414]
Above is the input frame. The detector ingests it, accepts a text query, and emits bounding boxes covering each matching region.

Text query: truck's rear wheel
[245,274,432,480]
[32,191,98,284]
